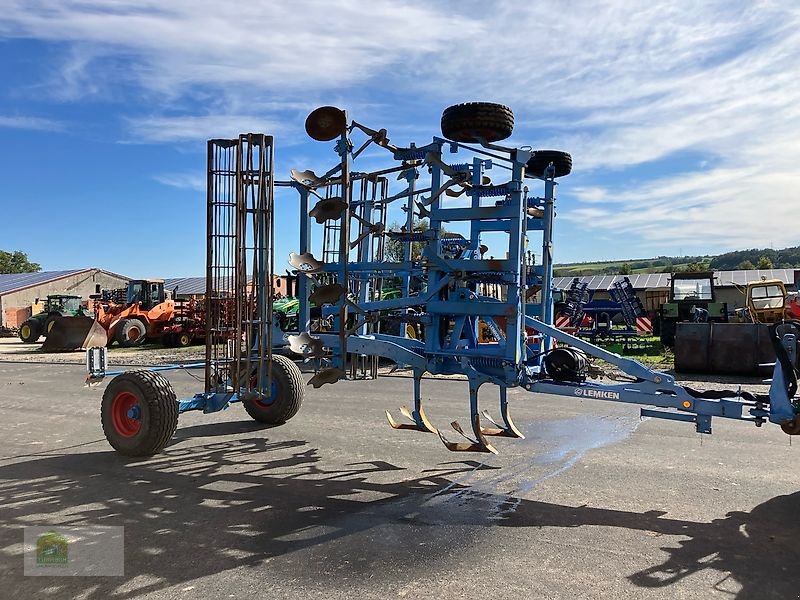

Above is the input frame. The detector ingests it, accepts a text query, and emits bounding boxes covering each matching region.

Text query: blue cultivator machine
[87,102,800,457]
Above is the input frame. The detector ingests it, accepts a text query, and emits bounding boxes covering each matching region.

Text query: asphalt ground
[0,361,798,599]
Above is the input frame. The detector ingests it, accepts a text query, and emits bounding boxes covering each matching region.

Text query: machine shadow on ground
[0,436,796,599]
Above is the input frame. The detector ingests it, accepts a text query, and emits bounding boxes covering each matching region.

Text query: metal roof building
[553,269,799,291]
[0,268,130,328]
[165,277,208,296]
[165,275,289,298]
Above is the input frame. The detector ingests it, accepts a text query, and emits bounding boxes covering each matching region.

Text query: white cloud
[0,0,478,95]
[153,172,205,191]
[124,114,287,143]
[0,115,64,131]
[2,0,800,255]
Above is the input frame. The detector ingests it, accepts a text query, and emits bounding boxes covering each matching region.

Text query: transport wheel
[525,150,573,178]
[781,419,800,435]
[176,332,192,347]
[242,355,304,424]
[116,318,147,348]
[441,102,514,143]
[161,332,176,348]
[19,319,41,343]
[101,371,179,456]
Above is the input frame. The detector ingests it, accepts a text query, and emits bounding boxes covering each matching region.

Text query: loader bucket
[674,322,774,376]
[40,317,108,352]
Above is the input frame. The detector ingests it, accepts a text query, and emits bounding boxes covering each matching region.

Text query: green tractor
[659,271,728,347]
[18,295,93,343]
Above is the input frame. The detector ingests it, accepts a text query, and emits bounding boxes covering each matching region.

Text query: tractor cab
[735,279,787,323]
[659,271,728,346]
[127,280,166,310]
[43,295,83,314]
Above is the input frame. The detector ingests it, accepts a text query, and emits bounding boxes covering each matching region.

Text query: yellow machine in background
[735,279,788,323]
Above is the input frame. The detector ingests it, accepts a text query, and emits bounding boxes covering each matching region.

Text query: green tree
[0,250,41,274]
[385,219,454,263]
[618,262,632,275]
[756,255,774,269]
[738,260,755,270]
[385,219,429,263]
[685,262,706,272]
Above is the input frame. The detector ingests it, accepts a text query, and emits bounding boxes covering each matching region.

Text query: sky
[0,0,798,278]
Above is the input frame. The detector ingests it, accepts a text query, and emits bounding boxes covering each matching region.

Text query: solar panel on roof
[0,269,87,295]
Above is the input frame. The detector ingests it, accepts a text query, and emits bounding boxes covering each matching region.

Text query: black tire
[526,150,573,178]
[161,332,176,348]
[441,102,514,143]
[101,370,179,457]
[19,319,41,343]
[116,318,147,348]
[242,354,304,424]
[176,331,192,347]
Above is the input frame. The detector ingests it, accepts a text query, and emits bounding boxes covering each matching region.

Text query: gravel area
[0,337,771,395]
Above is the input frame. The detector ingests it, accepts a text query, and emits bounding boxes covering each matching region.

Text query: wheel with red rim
[110,391,141,437]
[101,370,179,456]
[241,355,304,424]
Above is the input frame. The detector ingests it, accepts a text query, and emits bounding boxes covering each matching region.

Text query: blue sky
[0,1,798,278]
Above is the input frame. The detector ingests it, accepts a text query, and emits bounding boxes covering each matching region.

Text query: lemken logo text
[574,388,621,400]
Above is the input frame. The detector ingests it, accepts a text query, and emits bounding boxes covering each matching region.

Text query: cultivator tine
[385,405,437,433]
[478,410,506,436]
[438,414,498,454]
[386,374,438,433]
[478,388,525,438]
[479,410,524,438]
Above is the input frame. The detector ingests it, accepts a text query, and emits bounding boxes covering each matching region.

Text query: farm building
[553,269,800,313]
[0,268,130,328]
[165,275,292,300]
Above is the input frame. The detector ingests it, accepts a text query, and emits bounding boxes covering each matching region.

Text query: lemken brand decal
[574,388,621,400]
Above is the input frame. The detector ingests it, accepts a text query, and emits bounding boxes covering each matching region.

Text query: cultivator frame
[87,102,800,458]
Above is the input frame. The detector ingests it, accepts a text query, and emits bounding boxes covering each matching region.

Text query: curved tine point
[438,429,471,452]
[472,414,500,454]
[499,403,526,439]
[450,420,469,439]
[480,409,501,428]
[501,412,525,439]
[417,406,438,434]
[438,429,497,453]
[399,406,414,420]
[478,410,505,437]
[386,410,405,430]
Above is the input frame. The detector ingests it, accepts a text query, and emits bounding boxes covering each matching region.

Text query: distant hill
[554,245,800,277]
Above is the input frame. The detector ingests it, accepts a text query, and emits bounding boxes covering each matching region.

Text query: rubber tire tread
[101,370,179,457]
[242,354,304,424]
[441,102,514,143]
[19,319,42,343]
[525,150,573,178]
[116,318,147,348]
